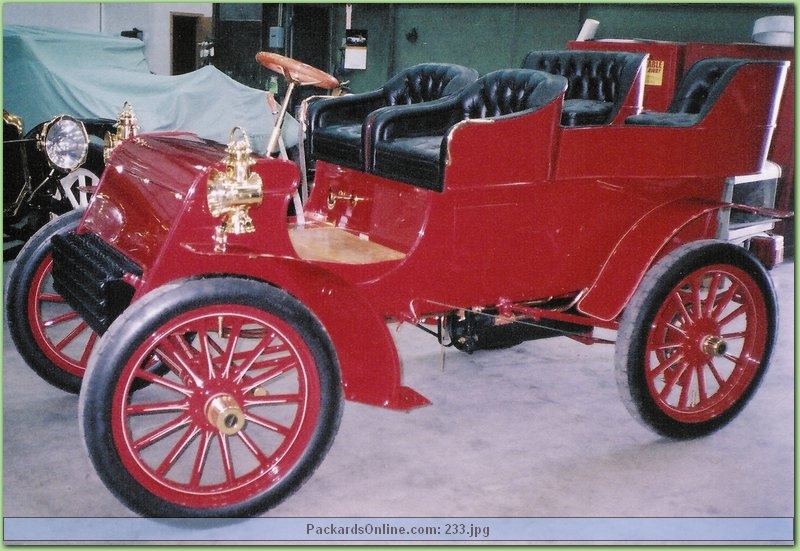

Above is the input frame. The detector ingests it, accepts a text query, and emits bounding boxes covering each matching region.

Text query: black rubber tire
[5,208,88,393]
[615,241,777,439]
[79,277,343,517]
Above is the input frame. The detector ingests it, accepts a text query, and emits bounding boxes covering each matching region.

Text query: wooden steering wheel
[255,52,339,90]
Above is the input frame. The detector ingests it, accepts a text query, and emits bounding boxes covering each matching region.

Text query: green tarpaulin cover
[3,25,300,152]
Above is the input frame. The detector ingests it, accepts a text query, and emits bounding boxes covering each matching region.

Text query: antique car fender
[577,197,724,322]
[144,250,432,413]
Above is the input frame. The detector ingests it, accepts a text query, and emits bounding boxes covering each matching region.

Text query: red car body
[7,51,790,517]
[79,59,786,410]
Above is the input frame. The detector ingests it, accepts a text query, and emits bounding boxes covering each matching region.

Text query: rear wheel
[5,208,94,393]
[615,241,777,439]
[79,278,343,517]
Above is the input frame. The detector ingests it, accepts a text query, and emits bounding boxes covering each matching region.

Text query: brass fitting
[207,127,263,251]
[103,102,140,162]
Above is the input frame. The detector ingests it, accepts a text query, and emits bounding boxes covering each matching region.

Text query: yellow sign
[645,59,665,86]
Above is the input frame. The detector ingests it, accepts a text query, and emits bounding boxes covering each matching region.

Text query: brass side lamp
[207,127,263,251]
[103,102,140,162]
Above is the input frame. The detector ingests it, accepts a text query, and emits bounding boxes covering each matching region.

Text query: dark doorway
[288,5,331,72]
[212,4,334,92]
[172,15,199,75]
[288,5,334,104]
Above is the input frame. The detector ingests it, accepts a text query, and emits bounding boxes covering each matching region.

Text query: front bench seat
[521,50,647,126]
[368,69,568,191]
[624,58,747,127]
[305,63,479,170]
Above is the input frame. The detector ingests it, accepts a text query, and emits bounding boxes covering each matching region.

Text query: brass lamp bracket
[207,127,264,252]
[103,102,140,162]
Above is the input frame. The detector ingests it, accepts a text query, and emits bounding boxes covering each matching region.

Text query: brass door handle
[327,189,365,209]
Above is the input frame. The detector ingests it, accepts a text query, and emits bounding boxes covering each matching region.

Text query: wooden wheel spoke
[216,316,243,378]
[233,333,280,383]
[245,411,293,436]
[658,359,689,400]
[670,289,694,327]
[716,302,748,328]
[705,358,726,387]
[134,368,194,396]
[709,279,739,319]
[38,292,65,303]
[43,310,80,327]
[650,350,685,379]
[218,434,236,483]
[156,426,202,477]
[132,413,192,451]
[155,335,204,387]
[77,331,99,365]
[242,357,298,393]
[189,431,213,488]
[127,398,190,415]
[245,393,303,407]
[690,274,705,322]
[694,365,708,404]
[53,320,91,351]
[703,273,723,316]
[236,430,272,464]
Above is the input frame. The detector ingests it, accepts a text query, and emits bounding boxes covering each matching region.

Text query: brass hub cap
[206,395,246,435]
[702,335,728,357]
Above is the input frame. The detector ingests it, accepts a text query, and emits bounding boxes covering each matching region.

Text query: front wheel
[79,277,343,517]
[615,241,777,439]
[5,208,95,393]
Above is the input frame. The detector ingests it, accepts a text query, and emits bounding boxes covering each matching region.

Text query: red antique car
[5,51,790,517]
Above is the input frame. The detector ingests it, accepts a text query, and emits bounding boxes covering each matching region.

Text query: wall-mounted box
[269,26,284,48]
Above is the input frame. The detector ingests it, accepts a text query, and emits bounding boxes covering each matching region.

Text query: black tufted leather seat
[624,58,747,127]
[305,63,478,170]
[521,50,646,126]
[368,69,568,191]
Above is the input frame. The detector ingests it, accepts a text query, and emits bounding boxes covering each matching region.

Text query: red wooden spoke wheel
[615,241,777,439]
[28,254,97,377]
[6,209,95,393]
[79,278,342,517]
[255,51,339,90]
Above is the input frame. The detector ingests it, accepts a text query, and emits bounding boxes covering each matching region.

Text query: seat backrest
[382,63,479,105]
[459,69,567,119]
[521,50,645,102]
[667,58,746,114]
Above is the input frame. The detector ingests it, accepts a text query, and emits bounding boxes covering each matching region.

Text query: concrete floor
[2,259,794,543]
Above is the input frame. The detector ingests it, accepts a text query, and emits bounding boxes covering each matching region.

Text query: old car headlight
[39,115,89,171]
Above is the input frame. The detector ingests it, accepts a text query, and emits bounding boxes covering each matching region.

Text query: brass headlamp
[103,102,139,162]
[207,127,263,251]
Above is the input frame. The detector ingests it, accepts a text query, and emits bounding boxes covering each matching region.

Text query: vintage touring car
[5,50,791,517]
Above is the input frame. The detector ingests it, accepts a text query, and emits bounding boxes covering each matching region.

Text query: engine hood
[80,132,298,270]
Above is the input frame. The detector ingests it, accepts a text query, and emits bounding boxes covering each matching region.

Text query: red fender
[577,198,723,322]
[140,251,431,412]
[266,258,432,411]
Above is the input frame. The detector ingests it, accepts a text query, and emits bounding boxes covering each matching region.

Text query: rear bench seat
[521,49,647,126]
[624,58,748,127]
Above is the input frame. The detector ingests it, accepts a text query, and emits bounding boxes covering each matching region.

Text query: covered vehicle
[5,51,791,517]
[3,25,300,154]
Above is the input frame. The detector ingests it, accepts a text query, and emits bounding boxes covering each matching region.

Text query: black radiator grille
[50,232,142,334]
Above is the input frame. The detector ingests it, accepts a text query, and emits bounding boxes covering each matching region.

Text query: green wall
[333,3,793,92]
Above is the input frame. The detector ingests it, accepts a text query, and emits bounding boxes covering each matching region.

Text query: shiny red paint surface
[557,63,786,179]
[76,59,788,410]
